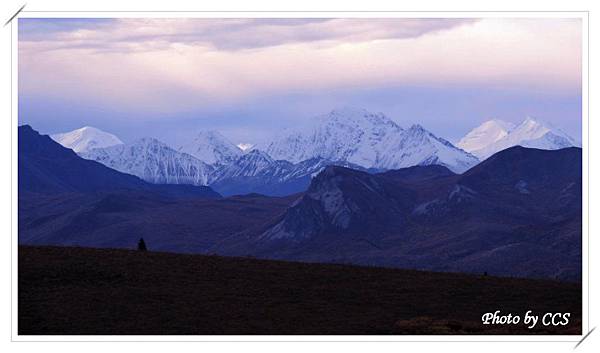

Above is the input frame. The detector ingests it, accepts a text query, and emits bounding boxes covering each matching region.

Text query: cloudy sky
[18,17,582,146]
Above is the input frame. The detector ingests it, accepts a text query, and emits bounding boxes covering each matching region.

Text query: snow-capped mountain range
[51,126,123,153]
[265,107,478,173]
[458,117,578,160]
[208,150,371,196]
[80,138,214,186]
[50,108,577,196]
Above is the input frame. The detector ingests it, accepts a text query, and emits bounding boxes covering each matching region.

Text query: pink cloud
[19,18,581,114]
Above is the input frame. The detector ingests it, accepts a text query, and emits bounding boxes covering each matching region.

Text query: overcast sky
[18,17,582,146]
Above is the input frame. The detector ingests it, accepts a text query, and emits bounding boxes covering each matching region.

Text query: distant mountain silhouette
[19,125,221,199]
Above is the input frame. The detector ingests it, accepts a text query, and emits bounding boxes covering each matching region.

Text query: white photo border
[10,10,590,343]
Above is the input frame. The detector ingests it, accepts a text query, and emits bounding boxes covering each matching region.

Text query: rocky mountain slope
[80,138,214,186]
[214,146,582,281]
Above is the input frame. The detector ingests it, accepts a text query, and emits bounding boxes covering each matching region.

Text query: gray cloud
[20,18,478,52]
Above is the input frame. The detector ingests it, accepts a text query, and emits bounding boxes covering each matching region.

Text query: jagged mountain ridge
[50,110,577,197]
[208,150,374,196]
[80,138,215,186]
[49,108,480,192]
[458,117,578,159]
[265,107,479,173]
[77,137,378,195]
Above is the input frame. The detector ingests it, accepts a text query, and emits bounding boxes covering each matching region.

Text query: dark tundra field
[19,246,581,335]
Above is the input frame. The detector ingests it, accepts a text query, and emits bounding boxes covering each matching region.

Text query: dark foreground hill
[19,246,581,335]
[19,192,294,253]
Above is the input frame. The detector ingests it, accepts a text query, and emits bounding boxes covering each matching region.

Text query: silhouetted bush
[138,238,147,252]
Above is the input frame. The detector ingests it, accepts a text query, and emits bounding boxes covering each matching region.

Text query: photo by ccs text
[482,311,571,329]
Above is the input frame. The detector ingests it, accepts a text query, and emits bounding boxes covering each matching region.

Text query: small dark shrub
[138,238,147,252]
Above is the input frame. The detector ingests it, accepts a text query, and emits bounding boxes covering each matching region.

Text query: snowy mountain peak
[376,123,479,173]
[459,117,577,160]
[266,108,477,173]
[457,119,515,155]
[479,119,516,135]
[80,137,213,186]
[509,117,577,150]
[511,116,565,140]
[266,107,404,165]
[51,126,123,153]
[319,106,401,130]
[178,130,242,165]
